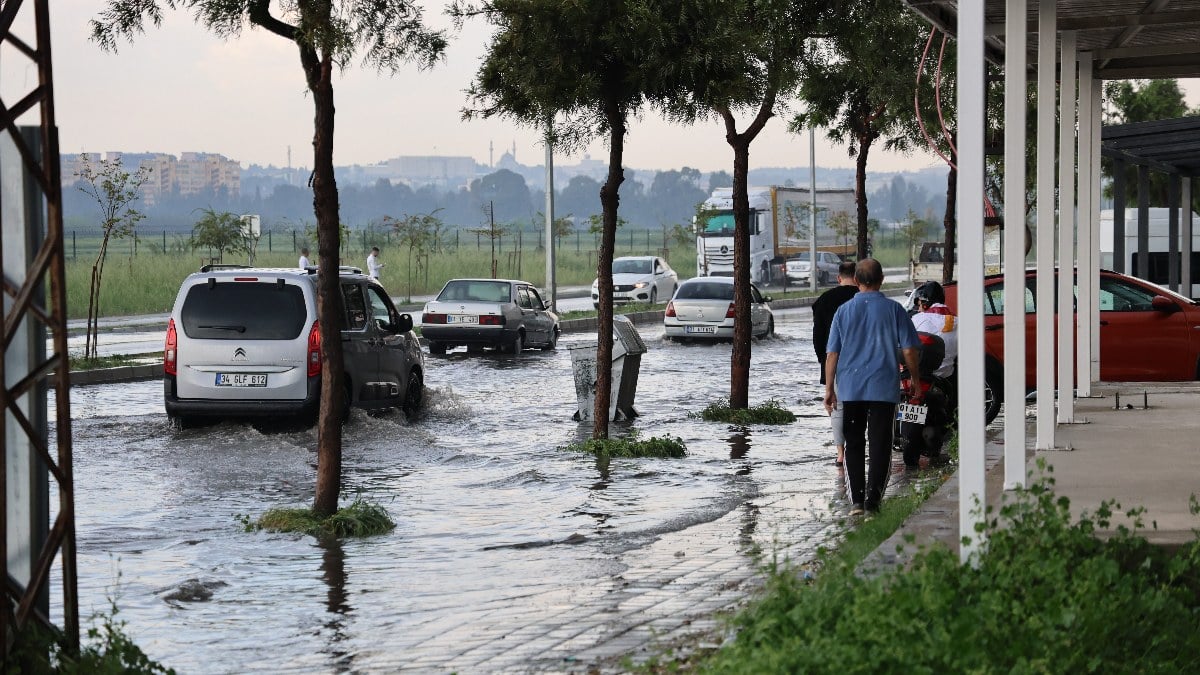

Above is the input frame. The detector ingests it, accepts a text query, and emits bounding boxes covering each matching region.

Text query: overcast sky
[26,2,1200,178]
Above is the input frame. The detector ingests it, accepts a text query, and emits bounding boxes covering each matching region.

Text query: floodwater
[55,308,890,672]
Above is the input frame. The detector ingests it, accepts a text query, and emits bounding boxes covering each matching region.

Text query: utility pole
[809,127,819,294]
[544,120,558,312]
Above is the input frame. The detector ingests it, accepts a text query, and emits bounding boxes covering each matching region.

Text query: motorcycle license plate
[896,403,928,424]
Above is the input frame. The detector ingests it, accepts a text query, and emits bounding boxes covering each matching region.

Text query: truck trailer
[694,186,856,284]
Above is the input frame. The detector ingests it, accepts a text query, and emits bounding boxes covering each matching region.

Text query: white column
[1057,32,1077,423]
[1076,54,1094,398]
[809,127,818,294]
[1089,80,1103,382]
[958,0,987,564]
[1184,179,1193,297]
[1003,0,1028,490]
[1035,2,1057,452]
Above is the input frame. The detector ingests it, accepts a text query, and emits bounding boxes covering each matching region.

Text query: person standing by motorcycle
[910,281,958,380]
[824,259,923,516]
[813,261,859,465]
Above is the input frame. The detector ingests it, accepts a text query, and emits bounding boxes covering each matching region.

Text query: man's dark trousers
[842,400,896,510]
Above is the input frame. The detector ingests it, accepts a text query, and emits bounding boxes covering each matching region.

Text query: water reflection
[319,537,354,671]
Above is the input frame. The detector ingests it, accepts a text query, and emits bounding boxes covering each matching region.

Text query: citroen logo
[233,347,247,361]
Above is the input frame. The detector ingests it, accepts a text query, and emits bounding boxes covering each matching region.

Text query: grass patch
[695,398,796,425]
[559,302,657,321]
[69,353,141,372]
[699,461,1200,673]
[244,496,395,538]
[564,432,687,460]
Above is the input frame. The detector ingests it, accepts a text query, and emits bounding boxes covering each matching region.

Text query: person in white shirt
[366,246,384,280]
[910,281,958,379]
[298,247,311,269]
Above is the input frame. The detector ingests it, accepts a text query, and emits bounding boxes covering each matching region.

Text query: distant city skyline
[37,2,1200,178]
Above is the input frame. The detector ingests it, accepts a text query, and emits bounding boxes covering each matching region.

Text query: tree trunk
[592,102,625,440]
[729,137,752,410]
[855,135,873,261]
[943,155,957,284]
[303,45,346,519]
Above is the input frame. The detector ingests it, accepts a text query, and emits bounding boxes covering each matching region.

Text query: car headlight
[632,281,649,289]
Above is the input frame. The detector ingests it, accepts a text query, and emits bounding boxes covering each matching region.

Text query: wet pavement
[58,305,930,673]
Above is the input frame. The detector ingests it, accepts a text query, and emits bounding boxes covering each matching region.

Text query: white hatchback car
[663,276,774,340]
[164,265,424,427]
[591,255,679,308]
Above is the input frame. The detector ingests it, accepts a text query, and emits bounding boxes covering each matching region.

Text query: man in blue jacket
[823,259,923,516]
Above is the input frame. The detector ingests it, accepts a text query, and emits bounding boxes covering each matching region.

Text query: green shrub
[247,496,395,538]
[564,432,687,460]
[702,464,1200,673]
[695,398,796,425]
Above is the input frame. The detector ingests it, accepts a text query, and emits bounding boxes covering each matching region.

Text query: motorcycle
[894,332,956,468]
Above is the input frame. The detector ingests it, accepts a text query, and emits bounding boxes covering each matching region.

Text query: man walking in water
[366,246,384,281]
[812,260,858,465]
[823,259,923,516]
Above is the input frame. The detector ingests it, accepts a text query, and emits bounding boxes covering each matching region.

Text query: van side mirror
[1151,296,1180,314]
[395,313,414,332]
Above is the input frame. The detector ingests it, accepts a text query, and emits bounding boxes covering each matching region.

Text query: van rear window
[181,282,307,340]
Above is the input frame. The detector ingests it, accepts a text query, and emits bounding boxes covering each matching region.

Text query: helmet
[912,281,945,307]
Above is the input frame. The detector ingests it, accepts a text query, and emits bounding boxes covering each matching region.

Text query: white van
[164,265,425,427]
[1100,207,1200,298]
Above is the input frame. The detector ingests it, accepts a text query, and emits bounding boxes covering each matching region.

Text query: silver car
[663,276,775,340]
[422,278,559,354]
[784,250,843,285]
[164,265,425,427]
[591,255,679,307]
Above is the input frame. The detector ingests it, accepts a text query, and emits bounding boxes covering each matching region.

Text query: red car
[943,269,1200,423]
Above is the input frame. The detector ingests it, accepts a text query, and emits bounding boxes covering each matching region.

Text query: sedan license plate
[215,373,267,387]
[896,402,928,424]
[685,325,717,334]
[447,314,478,324]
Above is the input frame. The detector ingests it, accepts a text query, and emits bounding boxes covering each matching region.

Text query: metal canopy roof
[904,0,1200,80]
[1102,116,1200,176]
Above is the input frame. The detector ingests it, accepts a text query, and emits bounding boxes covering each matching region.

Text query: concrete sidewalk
[867,380,1200,573]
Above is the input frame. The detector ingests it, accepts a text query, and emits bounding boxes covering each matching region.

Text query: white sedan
[591,256,679,308]
[663,277,774,340]
[784,251,843,285]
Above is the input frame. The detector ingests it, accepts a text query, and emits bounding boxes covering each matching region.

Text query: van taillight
[164,319,177,376]
[307,320,321,377]
[726,303,736,318]
[665,301,676,317]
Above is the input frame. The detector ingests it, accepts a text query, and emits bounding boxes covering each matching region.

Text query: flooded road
[58,308,890,672]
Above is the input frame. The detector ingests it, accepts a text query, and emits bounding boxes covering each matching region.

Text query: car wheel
[402,368,423,418]
[650,287,658,305]
[167,414,192,431]
[766,317,775,336]
[428,341,446,356]
[984,358,1003,425]
[541,328,558,351]
[508,332,524,355]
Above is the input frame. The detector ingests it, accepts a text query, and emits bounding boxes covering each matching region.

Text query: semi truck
[694,186,857,284]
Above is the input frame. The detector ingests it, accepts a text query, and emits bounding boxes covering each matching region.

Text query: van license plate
[447,315,478,324]
[685,325,717,334]
[216,373,267,387]
[896,403,927,424]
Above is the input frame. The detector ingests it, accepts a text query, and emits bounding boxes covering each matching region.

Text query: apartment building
[62,151,241,205]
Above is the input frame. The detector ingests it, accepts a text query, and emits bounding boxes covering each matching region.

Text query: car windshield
[676,281,735,301]
[437,280,511,303]
[612,258,652,275]
[789,253,812,262]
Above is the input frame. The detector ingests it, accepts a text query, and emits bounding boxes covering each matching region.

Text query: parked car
[591,255,679,308]
[783,250,842,285]
[944,268,1200,424]
[422,278,559,354]
[164,264,424,428]
[663,276,774,340]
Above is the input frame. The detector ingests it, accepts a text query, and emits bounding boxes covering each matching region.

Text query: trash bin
[570,315,649,422]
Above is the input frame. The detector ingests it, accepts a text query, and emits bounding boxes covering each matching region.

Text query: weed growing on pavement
[564,431,686,460]
[700,463,1200,673]
[249,496,395,538]
[68,353,140,372]
[695,398,796,425]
